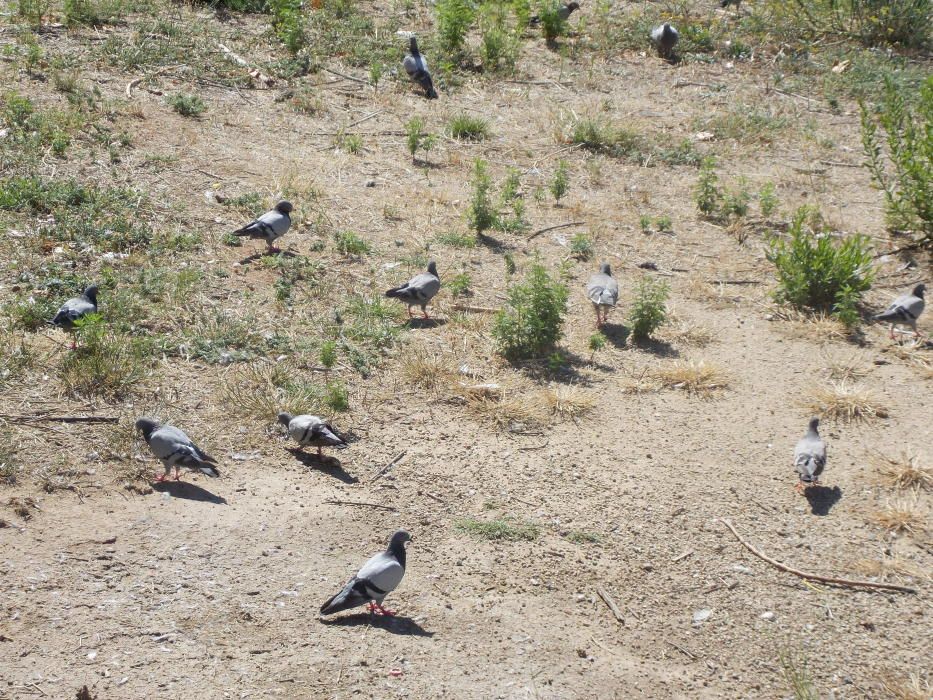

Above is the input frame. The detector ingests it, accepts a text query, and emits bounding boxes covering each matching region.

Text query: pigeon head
[134,417,160,439]
[426,260,439,277]
[387,529,412,566]
[277,411,294,427]
[807,416,820,433]
[913,283,926,298]
[275,201,293,215]
[599,262,612,276]
[409,36,419,54]
[83,284,99,304]
[567,2,580,12]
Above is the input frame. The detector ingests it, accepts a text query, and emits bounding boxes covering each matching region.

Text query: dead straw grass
[879,672,932,700]
[542,383,595,418]
[400,348,458,391]
[803,382,888,423]
[853,555,929,583]
[875,450,931,491]
[873,490,928,536]
[656,360,729,397]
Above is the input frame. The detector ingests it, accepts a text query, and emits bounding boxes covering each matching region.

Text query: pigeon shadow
[600,323,631,349]
[152,481,228,504]
[289,449,358,483]
[319,613,434,637]
[237,249,298,265]
[407,317,447,330]
[804,485,843,516]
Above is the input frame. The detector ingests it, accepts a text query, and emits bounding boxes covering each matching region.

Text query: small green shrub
[656,215,673,232]
[536,0,569,41]
[721,182,751,218]
[628,277,670,340]
[493,262,569,360]
[480,23,518,73]
[503,252,516,276]
[588,332,606,359]
[436,0,475,54]
[456,517,539,541]
[860,75,932,246]
[550,159,569,204]
[448,273,471,297]
[695,158,721,216]
[324,380,350,412]
[569,233,593,260]
[60,316,145,399]
[168,93,205,118]
[759,182,779,218]
[319,340,337,369]
[269,0,306,53]
[341,134,363,154]
[449,114,490,141]
[405,117,436,161]
[767,208,874,316]
[334,230,371,256]
[435,231,477,248]
[467,159,497,235]
[639,215,652,232]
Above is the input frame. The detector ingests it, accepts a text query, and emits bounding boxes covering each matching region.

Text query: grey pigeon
[232,200,293,253]
[793,416,826,493]
[320,530,412,617]
[402,37,437,99]
[529,1,580,24]
[385,260,441,319]
[135,417,220,482]
[651,23,679,59]
[51,285,98,348]
[873,284,925,340]
[586,263,619,328]
[278,412,348,457]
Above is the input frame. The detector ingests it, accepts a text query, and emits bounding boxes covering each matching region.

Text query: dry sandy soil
[0,1,931,698]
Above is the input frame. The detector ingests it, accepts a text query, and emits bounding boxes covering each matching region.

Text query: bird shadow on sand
[288,449,358,484]
[804,485,843,516]
[320,613,434,637]
[600,323,630,349]
[152,481,228,504]
[407,317,447,330]
[238,249,298,265]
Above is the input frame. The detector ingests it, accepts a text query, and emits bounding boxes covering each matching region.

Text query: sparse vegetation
[550,159,569,205]
[334,230,371,256]
[543,383,594,417]
[492,263,569,361]
[449,114,490,141]
[569,233,593,261]
[467,159,497,236]
[168,93,206,118]
[804,382,888,422]
[405,117,437,162]
[656,360,729,397]
[779,649,819,700]
[874,490,927,535]
[456,517,540,541]
[59,316,146,399]
[628,277,670,341]
[876,451,931,490]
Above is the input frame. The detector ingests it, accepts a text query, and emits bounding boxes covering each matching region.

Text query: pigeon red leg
[422,309,430,319]
[373,602,396,616]
[154,473,167,482]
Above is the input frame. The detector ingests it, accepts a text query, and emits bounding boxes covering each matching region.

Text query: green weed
[456,517,540,541]
[449,113,490,141]
[493,262,569,361]
[628,277,670,341]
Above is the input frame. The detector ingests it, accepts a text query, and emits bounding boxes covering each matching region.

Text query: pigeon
[278,412,348,457]
[873,284,925,340]
[402,37,438,100]
[793,417,826,494]
[586,263,619,328]
[651,23,679,59]
[51,285,98,348]
[529,1,580,24]
[385,260,441,319]
[232,200,293,253]
[320,530,412,617]
[135,417,220,482]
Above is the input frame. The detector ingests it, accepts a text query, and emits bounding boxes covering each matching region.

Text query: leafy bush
[60,316,145,399]
[436,0,475,54]
[448,272,471,296]
[334,230,371,256]
[168,93,205,118]
[628,277,670,340]
[759,182,779,218]
[767,208,874,315]
[492,263,569,360]
[449,114,490,141]
[860,75,932,247]
[569,233,593,260]
[467,159,497,235]
[694,158,721,216]
[405,117,436,161]
[269,0,306,53]
[536,0,569,41]
[779,0,930,49]
[480,23,518,73]
[550,159,569,204]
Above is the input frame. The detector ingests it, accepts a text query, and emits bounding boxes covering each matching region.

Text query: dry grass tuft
[656,360,729,397]
[873,490,928,536]
[804,382,888,423]
[401,348,457,391]
[887,342,932,375]
[879,672,931,700]
[853,555,929,582]
[8,496,38,521]
[772,307,849,342]
[659,319,716,348]
[822,350,870,382]
[542,383,595,418]
[875,451,931,491]
[462,386,549,429]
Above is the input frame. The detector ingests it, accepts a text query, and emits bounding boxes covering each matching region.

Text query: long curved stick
[720,519,916,594]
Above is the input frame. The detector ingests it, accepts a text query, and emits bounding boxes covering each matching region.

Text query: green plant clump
[550,159,569,204]
[628,277,670,341]
[860,74,932,247]
[467,159,497,235]
[492,262,569,360]
[456,517,540,541]
[168,93,206,118]
[767,207,874,318]
[449,113,490,141]
[436,0,475,54]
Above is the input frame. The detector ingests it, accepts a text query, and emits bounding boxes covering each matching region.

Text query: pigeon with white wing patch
[873,283,925,341]
[278,412,348,457]
[320,530,412,617]
[793,416,826,494]
[586,263,619,328]
[232,200,293,253]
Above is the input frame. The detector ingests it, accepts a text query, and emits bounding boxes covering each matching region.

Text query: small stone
[365,180,376,187]
[760,611,775,621]
[693,608,713,625]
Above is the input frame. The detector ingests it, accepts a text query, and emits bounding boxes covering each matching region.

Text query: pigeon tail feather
[320,578,370,615]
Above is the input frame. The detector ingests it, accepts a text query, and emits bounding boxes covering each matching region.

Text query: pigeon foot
[368,602,396,616]
[154,474,168,482]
